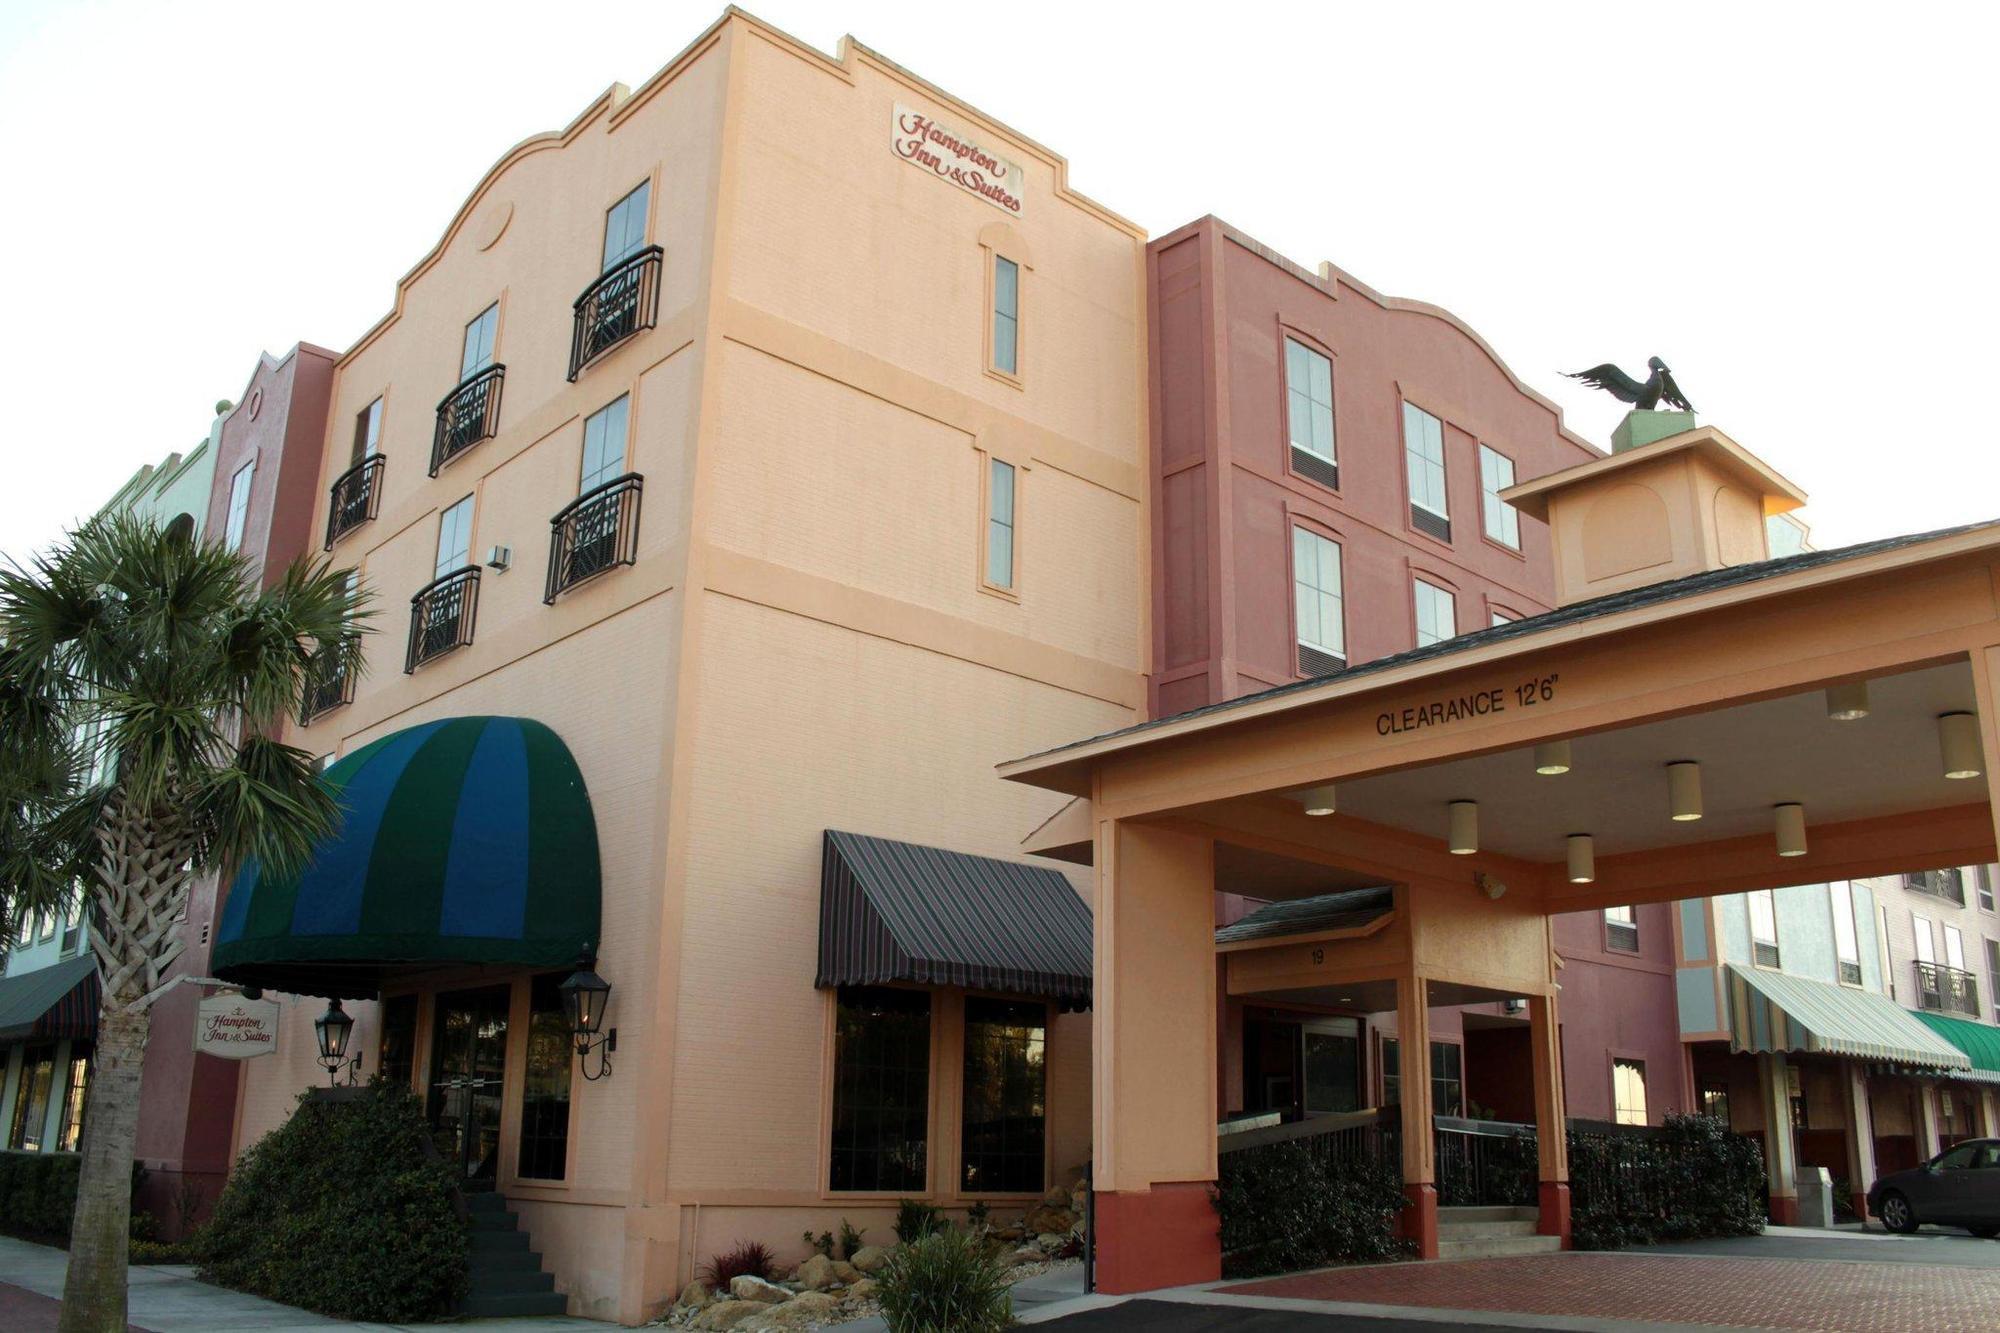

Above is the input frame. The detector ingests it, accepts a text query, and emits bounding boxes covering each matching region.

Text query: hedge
[1212,1138,1411,1277]
[1568,1112,1765,1250]
[0,1152,146,1245]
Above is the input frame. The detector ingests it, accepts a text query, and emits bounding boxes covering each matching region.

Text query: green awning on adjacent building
[0,955,99,1044]
[1724,963,1969,1070]
[1909,1010,2000,1084]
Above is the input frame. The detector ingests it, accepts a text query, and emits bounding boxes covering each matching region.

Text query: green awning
[1910,1011,2000,1084]
[212,717,600,1000]
[0,956,98,1044]
[1725,963,1969,1070]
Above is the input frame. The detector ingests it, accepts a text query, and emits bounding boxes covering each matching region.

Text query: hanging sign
[193,994,280,1059]
[891,103,1025,215]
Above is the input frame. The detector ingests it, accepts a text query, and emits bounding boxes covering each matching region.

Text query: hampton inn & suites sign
[891,103,1024,215]
[193,993,280,1059]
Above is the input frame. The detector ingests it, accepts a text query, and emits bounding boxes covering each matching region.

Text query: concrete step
[468,1207,520,1231]
[1438,1219,1539,1239]
[470,1249,546,1277]
[464,1190,509,1213]
[1436,1234,1563,1261]
[470,1266,557,1296]
[1437,1205,1537,1224]
[460,1289,569,1318]
[469,1227,532,1255]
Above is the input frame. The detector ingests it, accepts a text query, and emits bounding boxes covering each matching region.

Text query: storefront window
[518,974,573,1180]
[57,1044,91,1151]
[1699,1080,1730,1123]
[830,986,931,1192]
[1431,1041,1463,1116]
[379,994,418,1090]
[960,997,1046,1194]
[8,1046,56,1151]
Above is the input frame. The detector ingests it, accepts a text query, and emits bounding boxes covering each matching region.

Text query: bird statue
[1564,356,1694,413]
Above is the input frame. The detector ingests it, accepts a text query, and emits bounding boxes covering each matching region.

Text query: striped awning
[1215,887,1394,947]
[816,830,1093,1010]
[1909,1011,2000,1084]
[0,955,99,1044]
[1725,963,1969,1070]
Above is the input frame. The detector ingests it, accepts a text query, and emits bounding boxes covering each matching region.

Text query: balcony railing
[568,246,662,381]
[300,638,359,723]
[1904,869,1966,906]
[1915,959,1981,1017]
[325,455,385,548]
[405,567,480,672]
[544,474,643,603]
[431,365,506,475]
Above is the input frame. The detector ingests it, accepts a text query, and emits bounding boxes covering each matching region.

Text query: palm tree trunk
[57,999,149,1333]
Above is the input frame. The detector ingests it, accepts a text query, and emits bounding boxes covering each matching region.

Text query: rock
[794,1254,836,1290]
[849,1244,891,1273]
[994,1223,1025,1243]
[695,1300,769,1330]
[729,1275,790,1305]
[677,1280,712,1309]
[1036,1232,1066,1252]
[829,1259,858,1284]
[844,1277,878,1303]
[1069,1184,1088,1213]
[1042,1185,1071,1207]
[1023,1205,1073,1235]
[1008,1245,1043,1266]
[758,1292,839,1327]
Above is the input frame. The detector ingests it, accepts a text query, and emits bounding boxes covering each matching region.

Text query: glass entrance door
[427,984,511,1186]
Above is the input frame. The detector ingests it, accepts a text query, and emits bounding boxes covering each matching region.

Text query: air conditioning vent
[1297,643,1346,678]
[1753,941,1781,969]
[1606,921,1639,953]
[1289,446,1339,492]
[1410,505,1452,544]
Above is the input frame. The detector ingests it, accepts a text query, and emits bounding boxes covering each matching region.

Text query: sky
[1,1,1995,558]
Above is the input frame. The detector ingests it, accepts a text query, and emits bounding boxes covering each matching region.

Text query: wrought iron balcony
[405,567,480,672]
[431,365,505,475]
[568,247,662,381]
[300,638,358,724]
[1915,959,1981,1017]
[325,455,385,548]
[545,474,643,603]
[1904,869,1966,906]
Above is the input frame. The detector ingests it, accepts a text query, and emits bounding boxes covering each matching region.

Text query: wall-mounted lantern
[560,952,616,1081]
[314,999,359,1085]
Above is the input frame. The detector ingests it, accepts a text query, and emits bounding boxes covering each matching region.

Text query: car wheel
[1879,1190,1918,1234]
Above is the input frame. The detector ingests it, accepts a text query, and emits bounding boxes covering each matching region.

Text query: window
[378,994,417,1089]
[1698,1080,1730,1123]
[1285,338,1336,488]
[1430,1041,1463,1117]
[1292,528,1344,676]
[1612,1058,1648,1126]
[1913,914,1935,964]
[38,907,56,943]
[1403,402,1449,540]
[580,395,630,494]
[602,180,650,269]
[960,997,1046,1194]
[58,893,82,958]
[1944,923,1966,972]
[518,973,573,1180]
[56,1044,90,1152]
[461,303,499,381]
[1490,609,1517,628]
[1413,578,1457,648]
[1748,889,1780,967]
[1604,905,1638,953]
[223,460,255,552]
[1905,869,1965,905]
[991,256,1020,377]
[1979,866,1996,913]
[1478,445,1519,549]
[8,1046,55,1151]
[352,398,383,466]
[1883,904,1898,1000]
[1988,939,2000,1021]
[985,458,1016,591]
[1831,883,1862,985]
[1381,1037,1400,1105]
[829,986,931,1192]
[435,496,474,580]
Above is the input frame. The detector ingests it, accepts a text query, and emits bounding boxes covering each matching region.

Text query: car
[1868,1138,2000,1237]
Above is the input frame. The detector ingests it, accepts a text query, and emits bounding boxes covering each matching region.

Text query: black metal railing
[1218,1107,1402,1172]
[405,567,480,672]
[300,638,358,723]
[325,455,385,548]
[1915,960,1981,1016]
[431,365,505,475]
[1904,869,1966,905]
[1434,1116,1538,1207]
[568,246,662,380]
[544,474,643,603]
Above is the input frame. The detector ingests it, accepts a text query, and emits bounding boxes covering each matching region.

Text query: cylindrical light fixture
[1938,711,1983,780]
[1774,803,1807,857]
[1534,740,1572,776]
[1566,833,1595,883]
[1448,800,1479,855]
[1667,761,1703,822]
[1294,784,1338,817]
[1825,681,1870,722]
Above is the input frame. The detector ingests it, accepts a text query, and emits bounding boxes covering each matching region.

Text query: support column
[1839,1063,1876,1221]
[1915,1081,1941,1159]
[1395,973,1437,1259]
[1092,819,1220,1293]
[1528,993,1570,1247]
[1757,1052,1798,1224]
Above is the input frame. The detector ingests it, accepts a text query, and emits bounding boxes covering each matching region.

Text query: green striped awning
[0,956,99,1044]
[1910,1011,2000,1084]
[1725,963,1969,1070]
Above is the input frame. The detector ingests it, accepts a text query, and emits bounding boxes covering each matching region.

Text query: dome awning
[212,716,600,1000]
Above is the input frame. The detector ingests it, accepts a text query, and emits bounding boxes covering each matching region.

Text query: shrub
[877,1225,1013,1333]
[803,1229,835,1258]
[200,1084,466,1321]
[702,1239,775,1289]
[894,1198,946,1245]
[0,1152,147,1245]
[1212,1140,1410,1277]
[838,1217,865,1260]
[1568,1113,1764,1251]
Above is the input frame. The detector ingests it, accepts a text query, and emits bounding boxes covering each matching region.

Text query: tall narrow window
[580,395,630,494]
[960,997,1046,1194]
[518,973,574,1180]
[1699,1080,1730,1122]
[1479,444,1519,549]
[1413,578,1457,648]
[224,460,255,552]
[991,256,1019,376]
[829,986,931,1192]
[378,994,418,1089]
[1285,338,1337,488]
[1381,1037,1400,1105]
[985,458,1016,591]
[352,398,383,466]
[1292,528,1344,676]
[1430,1041,1463,1116]
[1987,938,2000,1021]
[602,181,651,269]
[1403,402,1449,540]
[1944,923,1966,972]
[436,496,474,579]
[1613,1058,1648,1126]
[1979,866,1996,913]
[8,1046,55,1151]
[1749,889,1780,967]
[461,303,499,381]
[1831,882,1862,985]
[1604,905,1638,953]
[56,1045,91,1152]
[1913,914,1935,964]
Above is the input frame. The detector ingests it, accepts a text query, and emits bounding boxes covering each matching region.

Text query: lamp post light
[314,999,359,1086]
[560,954,616,1081]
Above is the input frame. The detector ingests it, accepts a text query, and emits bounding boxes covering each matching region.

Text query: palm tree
[0,513,366,1333]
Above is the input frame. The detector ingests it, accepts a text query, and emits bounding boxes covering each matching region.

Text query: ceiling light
[1938,712,1983,781]
[1825,681,1870,722]
[1534,740,1572,776]
[1566,834,1595,884]
[1448,800,1479,855]
[1293,784,1338,817]
[1667,761,1703,822]
[1774,803,1807,858]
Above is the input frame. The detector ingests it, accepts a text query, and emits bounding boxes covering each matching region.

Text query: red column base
[1092,1183,1221,1294]
[1850,1192,1870,1222]
[1537,1181,1572,1249]
[1399,1182,1439,1259]
[1769,1195,1800,1226]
